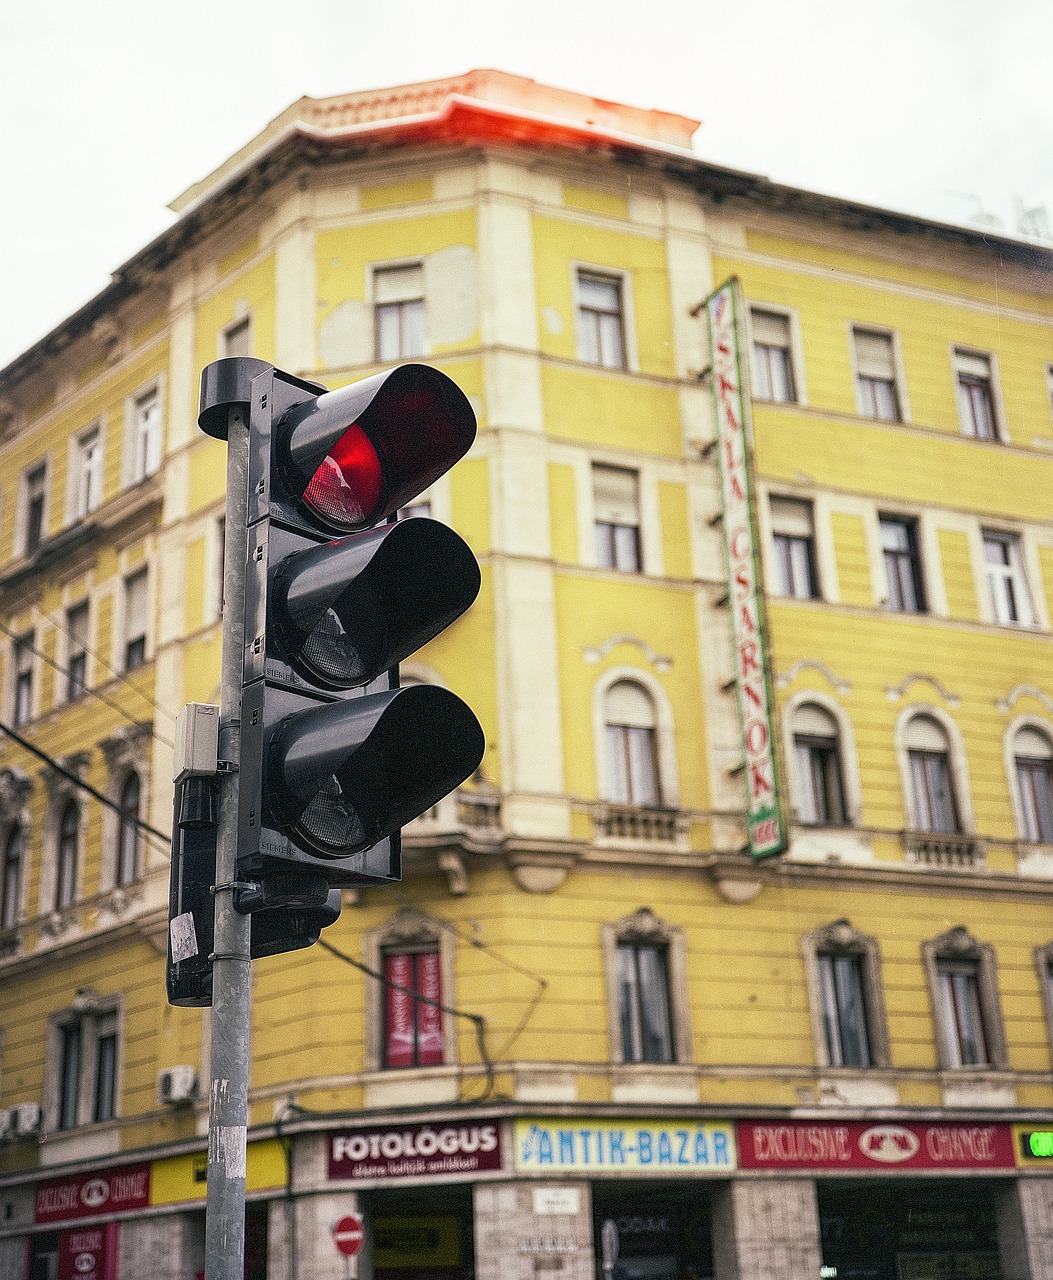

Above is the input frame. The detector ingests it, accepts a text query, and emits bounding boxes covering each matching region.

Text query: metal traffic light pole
[206,399,252,1280]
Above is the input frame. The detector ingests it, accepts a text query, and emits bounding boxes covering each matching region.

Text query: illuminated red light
[303,422,384,529]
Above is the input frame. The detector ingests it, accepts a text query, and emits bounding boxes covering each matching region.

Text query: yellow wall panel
[562,184,629,221]
[361,178,435,210]
[193,254,276,373]
[830,512,872,606]
[658,481,691,579]
[938,528,981,620]
[548,462,579,564]
[541,365,682,455]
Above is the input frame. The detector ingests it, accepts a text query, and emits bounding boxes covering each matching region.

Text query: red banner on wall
[35,1164,151,1223]
[738,1120,1015,1172]
[383,949,443,1067]
[57,1222,118,1280]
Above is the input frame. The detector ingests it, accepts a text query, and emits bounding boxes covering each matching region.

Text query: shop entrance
[818,1179,1003,1280]
[365,1184,475,1280]
[591,1181,715,1280]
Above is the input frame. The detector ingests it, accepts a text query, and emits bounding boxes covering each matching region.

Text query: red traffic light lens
[302,422,383,529]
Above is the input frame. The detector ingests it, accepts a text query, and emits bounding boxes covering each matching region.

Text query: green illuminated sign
[1026,1131,1053,1158]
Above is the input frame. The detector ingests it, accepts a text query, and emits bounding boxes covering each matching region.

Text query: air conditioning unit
[158,1066,198,1106]
[12,1102,41,1135]
[0,1109,12,1139]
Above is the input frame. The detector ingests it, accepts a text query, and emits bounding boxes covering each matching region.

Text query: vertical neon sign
[704,278,786,859]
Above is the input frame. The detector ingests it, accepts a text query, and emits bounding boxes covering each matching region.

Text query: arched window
[904,715,960,833]
[1,825,21,929]
[116,773,141,887]
[56,800,79,910]
[1013,726,1053,843]
[792,703,847,825]
[604,681,660,806]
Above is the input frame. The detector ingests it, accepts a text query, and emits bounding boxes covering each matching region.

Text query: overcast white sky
[2,0,1050,369]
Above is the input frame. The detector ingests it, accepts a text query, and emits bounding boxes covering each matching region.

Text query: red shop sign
[57,1222,118,1280]
[329,1120,502,1181]
[35,1164,151,1224]
[738,1120,1015,1172]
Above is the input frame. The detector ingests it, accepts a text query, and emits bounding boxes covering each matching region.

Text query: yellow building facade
[0,70,1050,1278]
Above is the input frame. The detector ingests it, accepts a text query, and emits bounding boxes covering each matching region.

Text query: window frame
[115,772,141,888]
[748,305,804,405]
[982,528,1036,627]
[803,919,890,1070]
[67,421,104,522]
[602,908,692,1067]
[373,262,426,363]
[122,567,149,671]
[592,464,642,574]
[18,461,48,559]
[55,799,80,912]
[953,347,1003,441]
[879,513,926,613]
[1007,719,1053,846]
[769,495,820,600]
[602,680,662,808]
[379,945,445,1070]
[575,268,629,371]
[791,703,849,827]
[851,326,904,422]
[0,824,22,930]
[65,601,90,703]
[47,996,123,1132]
[123,378,165,485]
[220,314,252,359]
[898,709,974,836]
[923,927,1007,1071]
[362,909,457,1074]
[1034,941,1053,1070]
[12,631,34,729]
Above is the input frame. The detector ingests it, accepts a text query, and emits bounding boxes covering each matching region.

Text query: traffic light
[200,358,484,908]
[166,775,342,1007]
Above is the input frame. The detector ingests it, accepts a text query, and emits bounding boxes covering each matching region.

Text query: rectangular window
[1,829,20,930]
[72,425,103,519]
[770,496,818,598]
[817,952,872,1067]
[853,328,901,421]
[13,633,33,728]
[750,309,797,403]
[222,316,252,359]
[593,465,641,572]
[576,271,627,369]
[21,462,47,557]
[382,948,443,1068]
[936,962,990,1067]
[606,723,660,807]
[794,735,847,825]
[908,749,960,833]
[880,515,925,612]
[131,386,162,481]
[1017,756,1053,842]
[983,530,1034,625]
[66,603,89,701]
[375,264,425,362]
[123,569,148,671]
[58,1023,82,1130]
[616,941,674,1063]
[955,349,999,440]
[54,1008,119,1130]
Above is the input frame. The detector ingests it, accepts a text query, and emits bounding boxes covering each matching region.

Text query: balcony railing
[403,786,502,840]
[595,803,688,845]
[904,831,984,869]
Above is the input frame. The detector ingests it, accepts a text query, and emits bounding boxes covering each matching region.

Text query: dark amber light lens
[303,422,383,529]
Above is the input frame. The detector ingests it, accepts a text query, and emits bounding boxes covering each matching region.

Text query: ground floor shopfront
[2,1114,1053,1279]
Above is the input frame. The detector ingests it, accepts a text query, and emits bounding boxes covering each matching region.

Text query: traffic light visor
[281,365,476,534]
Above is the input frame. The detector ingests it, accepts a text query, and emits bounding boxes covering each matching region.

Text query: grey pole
[205,403,252,1280]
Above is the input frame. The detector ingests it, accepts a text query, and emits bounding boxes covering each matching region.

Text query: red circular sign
[332,1213,365,1257]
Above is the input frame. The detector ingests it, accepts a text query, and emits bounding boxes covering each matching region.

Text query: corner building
[0,70,1051,1279]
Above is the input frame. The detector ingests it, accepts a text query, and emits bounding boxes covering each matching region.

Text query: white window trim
[115,562,152,673]
[746,302,808,405]
[10,629,36,728]
[782,690,863,826]
[601,907,692,1066]
[361,908,457,1073]
[44,992,124,1132]
[895,704,976,834]
[122,374,166,486]
[760,489,838,603]
[1004,714,1053,846]
[219,311,253,359]
[65,418,105,525]
[868,507,946,616]
[16,458,50,560]
[100,723,153,892]
[922,926,1007,1071]
[592,666,679,808]
[39,761,89,918]
[370,258,428,360]
[581,457,663,577]
[951,344,1006,442]
[572,262,638,373]
[972,524,1045,629]
[848,323,910,423]
[801,918,891,1070]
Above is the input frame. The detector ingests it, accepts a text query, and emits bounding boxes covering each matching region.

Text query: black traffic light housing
[231,361,484,891]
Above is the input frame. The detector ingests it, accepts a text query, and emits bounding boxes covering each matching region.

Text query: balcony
[403,785,502,844]
[904,831,985,869]
[594,803,689,847]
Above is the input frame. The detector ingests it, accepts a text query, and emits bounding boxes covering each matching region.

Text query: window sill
[610,1065,698,1106]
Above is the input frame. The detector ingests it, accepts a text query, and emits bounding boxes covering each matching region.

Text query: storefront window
[593,1184,714,1280]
